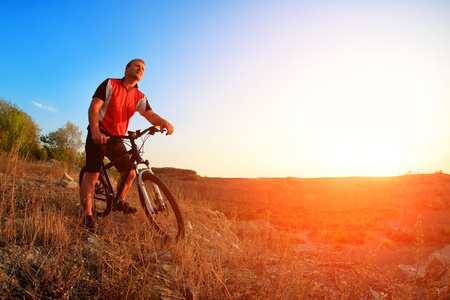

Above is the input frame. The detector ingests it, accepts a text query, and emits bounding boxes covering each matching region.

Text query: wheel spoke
[138,172,185,239]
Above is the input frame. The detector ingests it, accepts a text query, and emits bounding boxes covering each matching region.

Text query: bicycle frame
[98,130,164,214]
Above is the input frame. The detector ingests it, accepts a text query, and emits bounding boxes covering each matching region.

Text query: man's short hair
[126,59,145,68]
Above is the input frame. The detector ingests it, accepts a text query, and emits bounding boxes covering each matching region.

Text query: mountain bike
[79,126,185,240]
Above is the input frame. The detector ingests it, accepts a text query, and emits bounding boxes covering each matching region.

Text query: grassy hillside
[1,153,449,299]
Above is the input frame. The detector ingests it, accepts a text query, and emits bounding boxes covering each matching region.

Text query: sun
[370,144,400,175]
[331,135,401,177]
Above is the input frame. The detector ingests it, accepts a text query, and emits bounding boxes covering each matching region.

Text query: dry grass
[0,154,449,299]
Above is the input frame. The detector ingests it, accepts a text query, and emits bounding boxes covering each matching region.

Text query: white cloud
[32,101,56,112]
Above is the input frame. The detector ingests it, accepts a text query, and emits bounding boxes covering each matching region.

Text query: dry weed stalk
[414,214,424,286]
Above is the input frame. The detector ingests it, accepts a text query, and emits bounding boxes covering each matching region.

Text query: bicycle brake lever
[149,126,159,135]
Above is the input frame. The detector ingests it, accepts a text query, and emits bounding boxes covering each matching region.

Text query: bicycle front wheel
[138,171,185,240]
[79,167,112,218]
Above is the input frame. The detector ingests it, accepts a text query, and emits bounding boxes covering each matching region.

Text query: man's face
[125,61,145,81]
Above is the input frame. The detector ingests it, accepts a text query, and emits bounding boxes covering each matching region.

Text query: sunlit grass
[0,153,449,298]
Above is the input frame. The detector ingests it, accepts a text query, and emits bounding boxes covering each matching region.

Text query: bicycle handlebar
[106,126,164,142]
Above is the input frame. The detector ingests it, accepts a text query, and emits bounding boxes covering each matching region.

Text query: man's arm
[88,97,108,144]
[141,110,174,135]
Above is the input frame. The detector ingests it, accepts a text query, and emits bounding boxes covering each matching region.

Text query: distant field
[162,172,450,248]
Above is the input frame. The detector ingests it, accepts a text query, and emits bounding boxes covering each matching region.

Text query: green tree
[0,98,41,157]
[40,121,84,167]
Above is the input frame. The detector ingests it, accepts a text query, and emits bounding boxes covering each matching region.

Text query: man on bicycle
[80,58,174,230]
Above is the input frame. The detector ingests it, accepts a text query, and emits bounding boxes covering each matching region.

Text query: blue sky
[1,0,450,178]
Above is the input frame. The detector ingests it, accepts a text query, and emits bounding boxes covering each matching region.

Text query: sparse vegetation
[1,153,450,299]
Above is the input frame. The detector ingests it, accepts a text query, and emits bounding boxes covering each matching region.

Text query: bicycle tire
[79,167,112,218]
[137,171,185,240]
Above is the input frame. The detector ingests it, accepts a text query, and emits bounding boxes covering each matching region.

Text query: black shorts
[85,128,130,173]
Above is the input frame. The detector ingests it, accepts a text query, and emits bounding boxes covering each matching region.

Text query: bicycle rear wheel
[137,171,185,240]
[79,167,112,218]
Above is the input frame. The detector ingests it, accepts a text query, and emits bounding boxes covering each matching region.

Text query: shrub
[40,121,83,168]
[0,98,41,157]
[382,239,396,250]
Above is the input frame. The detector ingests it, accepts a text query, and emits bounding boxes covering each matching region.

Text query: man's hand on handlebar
[159,120,174,136]
[92,131,108,145]
[142,110,174,135]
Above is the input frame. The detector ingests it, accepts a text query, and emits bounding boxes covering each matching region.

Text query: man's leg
[113,170,138,214]
[80,171,100,216]
[117,170,136,202]
[107,140,137,214]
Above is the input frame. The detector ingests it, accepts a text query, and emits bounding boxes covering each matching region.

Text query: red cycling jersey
[93,78,152,136]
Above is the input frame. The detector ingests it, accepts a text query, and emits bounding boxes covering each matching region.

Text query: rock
[186,221,194,231]
[86,236,100,246]
[60,173,78,188]
[436,245,450,260]
[60,180,78,189]
[214,210,226,219]
[370,287,380,299]
[62,173,74,181]
[149,250,172,262]
[394,264,425,281]
[425,256,446,282]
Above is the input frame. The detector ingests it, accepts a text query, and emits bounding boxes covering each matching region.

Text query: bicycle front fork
[137,169,163,214]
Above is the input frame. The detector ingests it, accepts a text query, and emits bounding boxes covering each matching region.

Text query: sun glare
[331,135,401,176]
[371,143,400,174]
